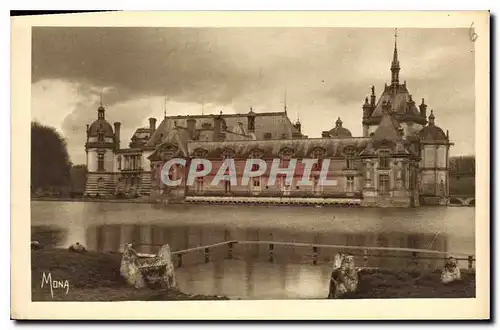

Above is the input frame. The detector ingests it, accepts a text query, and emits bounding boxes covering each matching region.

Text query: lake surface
[31,201,475,299]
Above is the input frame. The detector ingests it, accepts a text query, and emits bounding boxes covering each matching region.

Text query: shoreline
[30,197,473,208]
[31,248,475,301]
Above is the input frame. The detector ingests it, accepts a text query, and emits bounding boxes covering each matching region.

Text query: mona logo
[41,272,69,298]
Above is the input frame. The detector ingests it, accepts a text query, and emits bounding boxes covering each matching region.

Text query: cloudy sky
[31,27,475,165]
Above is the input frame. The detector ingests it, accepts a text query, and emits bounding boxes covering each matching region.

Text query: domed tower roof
[328,117,352,138]
[87,105,115,138]
[418,110,447,141]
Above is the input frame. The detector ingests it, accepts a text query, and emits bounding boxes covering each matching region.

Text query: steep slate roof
[371,110,401,142]
[145,111,302,148]
[370,84,422,118]
[187,137,370,159]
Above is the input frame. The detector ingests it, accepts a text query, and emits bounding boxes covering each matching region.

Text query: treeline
[31,121,87,197]
[449,155,475,196]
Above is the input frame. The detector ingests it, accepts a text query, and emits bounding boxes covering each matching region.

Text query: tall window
[313,175,321,195]
[344,148,356,169]
[346,176,355,192]
[311,149,324,172]
[379,174,390,196]
[97,153,105,171]
[224,180,231,193]
[252,177,261,192]
[379,150,390,169]
[117,156,121,170]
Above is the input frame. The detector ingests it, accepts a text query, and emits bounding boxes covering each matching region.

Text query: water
[31,201,475,299]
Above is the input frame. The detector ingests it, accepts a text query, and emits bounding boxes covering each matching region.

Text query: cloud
[31,27,476,163]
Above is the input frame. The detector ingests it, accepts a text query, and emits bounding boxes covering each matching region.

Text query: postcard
[11,10,490,320]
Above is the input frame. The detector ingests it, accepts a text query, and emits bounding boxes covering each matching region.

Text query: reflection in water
[176,260,337,299]
[34,222,454,269]
[31,201,475,298]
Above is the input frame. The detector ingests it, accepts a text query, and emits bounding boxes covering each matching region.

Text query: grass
[31,249,229,301]
[31,249,475,301]
[343,268,475,299]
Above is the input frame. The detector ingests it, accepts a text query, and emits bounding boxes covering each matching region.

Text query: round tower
[84,104,116,197]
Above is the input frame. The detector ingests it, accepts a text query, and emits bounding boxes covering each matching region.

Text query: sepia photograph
[11,10,490,320]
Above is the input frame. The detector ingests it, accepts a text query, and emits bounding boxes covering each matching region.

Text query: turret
[362,96,371,118]
[370,85,376,107]
[419,98,428,118]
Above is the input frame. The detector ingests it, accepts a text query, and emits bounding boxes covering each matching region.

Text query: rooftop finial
[429,109,435,125]
[336,117,342,127]
[201,97,204,116]
[371,85,375,96]
[100,88,103,106]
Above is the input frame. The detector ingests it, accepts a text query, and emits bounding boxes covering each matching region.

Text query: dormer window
[98,132,104,143]
[379,150,391,169]
[311,148,325,171]
[344,147,356,170]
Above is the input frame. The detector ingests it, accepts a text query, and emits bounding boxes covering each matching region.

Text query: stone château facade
[84,33,453,207]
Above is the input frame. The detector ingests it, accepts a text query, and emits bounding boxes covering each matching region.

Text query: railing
[136,240,475,270]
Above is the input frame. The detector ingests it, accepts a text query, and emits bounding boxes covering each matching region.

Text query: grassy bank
[31,249,475,301]
[31,249,228,301]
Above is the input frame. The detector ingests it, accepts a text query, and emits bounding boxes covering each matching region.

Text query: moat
[31,201,475,299]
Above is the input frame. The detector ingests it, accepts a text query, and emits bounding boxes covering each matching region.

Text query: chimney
[294,120,301,133]
[321,131,330,138]
[113,122,121,150]
[149,117,157,132]
[187,117,196,139]
[214,112,224,135]
[247,107,256,132]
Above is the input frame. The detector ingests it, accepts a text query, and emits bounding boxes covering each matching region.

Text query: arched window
[310,148,325,171]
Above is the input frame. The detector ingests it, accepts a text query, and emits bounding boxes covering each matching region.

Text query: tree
[31,121,72,194]
[70,164,88,196]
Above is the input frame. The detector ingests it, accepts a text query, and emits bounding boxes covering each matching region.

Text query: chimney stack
[187,117,196,140]
[149,117,157,132]
[113,122,121,150]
